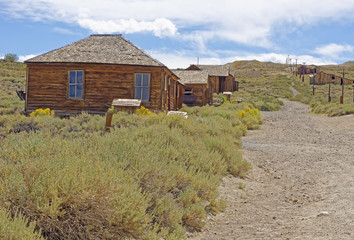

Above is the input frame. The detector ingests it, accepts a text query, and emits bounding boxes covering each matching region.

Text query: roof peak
[25,34,165,67]
[90,34,123,37]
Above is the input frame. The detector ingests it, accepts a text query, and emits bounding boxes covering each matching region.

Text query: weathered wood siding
[224,75,236,92]
[207,79,213,104]
[183,84,207,106]
[209,76,219,93]
[314,71,352,85]
[26,63,177,114]
[176,82,184,109]
[209,75,235,93]
[298,66,316,75]
[160,73,178,112]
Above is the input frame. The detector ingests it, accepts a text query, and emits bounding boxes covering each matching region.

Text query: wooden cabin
[173,70,212,106]
[24,34,181,115]
[314,71,352,85]
[185,64,236,93]
[297,65,317,75]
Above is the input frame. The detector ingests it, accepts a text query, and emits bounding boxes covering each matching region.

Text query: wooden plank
[112,99,141,107]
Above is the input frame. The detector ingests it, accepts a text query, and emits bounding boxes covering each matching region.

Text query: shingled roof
[173,70,209,84]
[25,34,165,67]
[188,64,230,77]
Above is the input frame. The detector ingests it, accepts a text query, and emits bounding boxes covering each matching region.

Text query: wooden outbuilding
[297,65,317,75]
[185,64,236,93]
[173,70,212,106]
[314,71,352,85]
[25,34,181,115]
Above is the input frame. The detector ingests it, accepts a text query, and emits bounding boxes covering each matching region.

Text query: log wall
[26,63,178,114]
[314,71,352,85]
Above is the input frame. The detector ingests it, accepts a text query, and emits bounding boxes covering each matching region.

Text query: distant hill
[227,60,289,78]
[227,60,286,71]
[341,61,354,66]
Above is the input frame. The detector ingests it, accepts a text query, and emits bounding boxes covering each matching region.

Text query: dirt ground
[189,99,354,240]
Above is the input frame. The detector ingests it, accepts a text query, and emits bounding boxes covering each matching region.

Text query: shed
[24,34,181,115]
[297,65,317,75]
[314,71,352,85]
[185,64,236,93]
[173,70,212,106]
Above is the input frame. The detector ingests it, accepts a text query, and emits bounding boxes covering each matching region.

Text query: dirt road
[189,99,354,239]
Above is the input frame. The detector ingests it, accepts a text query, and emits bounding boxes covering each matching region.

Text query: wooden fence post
[105,111,113,132]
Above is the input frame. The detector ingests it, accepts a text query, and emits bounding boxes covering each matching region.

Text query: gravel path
[189,99,354,240]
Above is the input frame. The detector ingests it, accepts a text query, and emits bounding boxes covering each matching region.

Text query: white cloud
[78,18,177,37]
[315,43,354,58]
[148,50,336,69]
[53,27,76,35]
[2,0,354,47]
[18,54,37,62]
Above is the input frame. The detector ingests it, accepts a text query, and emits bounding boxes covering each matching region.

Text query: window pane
[77,71,83,83]
[69,85,76,98]
[69,71,76,83]
[142,74,149,86]
[135,73,142,87]
[135,87,141,99]
[142,87,149,101]
[76,85,83,98]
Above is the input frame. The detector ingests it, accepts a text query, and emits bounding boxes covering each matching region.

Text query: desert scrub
[237,107,263,130]
[0,112,105,138]
[0,103,258,239]
[0,207,44,240]
[0,61,26,115]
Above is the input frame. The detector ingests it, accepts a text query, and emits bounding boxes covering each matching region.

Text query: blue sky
[1,0,354,68]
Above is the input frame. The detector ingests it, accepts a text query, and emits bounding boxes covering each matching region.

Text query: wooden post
[328,75,331,102]
[340,69,344,104]
[105,111,113,132]
[223,92,231,102]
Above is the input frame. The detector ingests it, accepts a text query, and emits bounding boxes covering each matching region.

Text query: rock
[317,211,329,217]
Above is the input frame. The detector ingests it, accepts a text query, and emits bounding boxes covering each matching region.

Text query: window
[184,88,192,95]
[135,73,150,101]
[68,70,84,99]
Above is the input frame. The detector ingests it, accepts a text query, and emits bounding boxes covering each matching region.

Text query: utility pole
[352,80,354,102]
[312,68,316,95]
[328,74,331,102]
[302,62,306,82]
[340,69,344,104]
[295,59,298,76]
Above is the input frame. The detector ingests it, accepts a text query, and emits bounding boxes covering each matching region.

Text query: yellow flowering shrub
[236,107,263,130]
[237,107,259,118]
[136,106,152,116]
[30,108,53,117]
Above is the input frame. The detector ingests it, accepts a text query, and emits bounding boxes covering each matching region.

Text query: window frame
[68,70,84,100]
[134,72,150,102]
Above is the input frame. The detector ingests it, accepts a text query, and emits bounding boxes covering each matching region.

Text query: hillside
[0,61,26,115]
[228,60,288,78]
